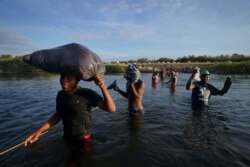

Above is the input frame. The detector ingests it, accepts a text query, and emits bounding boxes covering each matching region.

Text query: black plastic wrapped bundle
[22,43,105,81]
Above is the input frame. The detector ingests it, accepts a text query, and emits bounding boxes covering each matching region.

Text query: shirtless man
[108,64,145,113]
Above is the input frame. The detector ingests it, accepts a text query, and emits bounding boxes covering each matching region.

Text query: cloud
[1,0,249,60]
[0,26,39,55]
[98,0,184,14]
[59,28,145,41]
[54,19,150,41]
[87,20,143,28]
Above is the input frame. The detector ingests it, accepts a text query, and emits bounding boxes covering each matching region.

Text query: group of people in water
[152,67,178,89]
[152,66,231,105]
[24,64,232,159]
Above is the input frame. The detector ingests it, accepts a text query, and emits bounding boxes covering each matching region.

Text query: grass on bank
[105,64,127,74]
[0,57,39,73]
[0,57,249,74]
[213,61,250,74]
[0,58,128,74]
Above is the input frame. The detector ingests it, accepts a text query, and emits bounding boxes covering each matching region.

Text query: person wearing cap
[186,69,232,106]
[108,64,145,113]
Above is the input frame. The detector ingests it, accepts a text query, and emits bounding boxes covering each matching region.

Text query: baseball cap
[200,69,210,75]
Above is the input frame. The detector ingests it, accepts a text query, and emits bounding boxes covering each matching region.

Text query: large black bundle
[22,43,105,81]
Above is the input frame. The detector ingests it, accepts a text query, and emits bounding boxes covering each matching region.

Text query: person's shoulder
[192,81,201,87]
[137,79,145,87]
[78,87,96,94]
[58,90,64,93]
[206,83,213,86]
[79,87,102,98]
[56,90,66,99]
[206,83,216,89]
[137,79,144,84]
[57,90,64,96]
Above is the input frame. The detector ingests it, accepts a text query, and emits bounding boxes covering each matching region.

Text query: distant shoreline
[0,58,250,75]
[106,62,250,74]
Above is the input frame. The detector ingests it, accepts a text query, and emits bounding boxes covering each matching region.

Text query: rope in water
[0,79,121,156]
[0,131,48,156]
[0,107,100,156]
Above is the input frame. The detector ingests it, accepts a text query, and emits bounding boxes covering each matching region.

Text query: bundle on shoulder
[22,43,105,81]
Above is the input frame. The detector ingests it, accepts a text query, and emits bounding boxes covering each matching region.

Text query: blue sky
[1,0,250,61]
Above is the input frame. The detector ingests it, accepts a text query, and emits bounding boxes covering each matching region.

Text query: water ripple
[1,73,250,167]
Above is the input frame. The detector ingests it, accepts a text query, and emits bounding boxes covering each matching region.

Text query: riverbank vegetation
[1,54,250,74]
[113,54,250,64]
[105,64,127,74]
[213,61,250,74]
[0,55,40,73]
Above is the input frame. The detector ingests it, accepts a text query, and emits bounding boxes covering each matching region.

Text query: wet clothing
[56,87,103,140]
[65,134,92,158]
[129,106,144,113]
[191,81,221,106]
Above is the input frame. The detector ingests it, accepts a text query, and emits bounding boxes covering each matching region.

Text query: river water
[0,73,250,167]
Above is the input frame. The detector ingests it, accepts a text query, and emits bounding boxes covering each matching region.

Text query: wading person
[24,72,116,157]
[108,64,145,113]
[164,70,178,86]
[152,71,159,84]
[186,69,232,106]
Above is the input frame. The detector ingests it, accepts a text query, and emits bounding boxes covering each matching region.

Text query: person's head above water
[171,71,177,77]
[60,72,81,92]
[200,69,210,84]
[124,64,141,82]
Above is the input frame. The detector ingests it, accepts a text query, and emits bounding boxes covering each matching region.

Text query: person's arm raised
[94,75,116,113]
[130,81,145,99]
[218,77,232,95]
[113,82,128,98]
[186,70,197,90]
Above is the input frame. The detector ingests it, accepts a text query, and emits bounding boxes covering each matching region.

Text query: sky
[1,0,250,61]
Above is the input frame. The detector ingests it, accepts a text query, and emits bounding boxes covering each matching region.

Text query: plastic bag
[124,64,141,82]
[22,43,105,81]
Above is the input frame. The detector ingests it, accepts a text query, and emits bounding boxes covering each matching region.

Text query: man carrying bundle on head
[23,43,116,158]
[108,64,145,113]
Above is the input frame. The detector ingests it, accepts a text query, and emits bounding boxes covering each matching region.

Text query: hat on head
[200,69,210,75]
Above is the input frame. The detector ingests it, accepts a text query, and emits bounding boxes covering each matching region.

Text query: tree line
[1,54,250,74]
[1,53,250,64]
[110,53,250,64]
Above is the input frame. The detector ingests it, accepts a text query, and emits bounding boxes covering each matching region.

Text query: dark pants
[64,134,91,159]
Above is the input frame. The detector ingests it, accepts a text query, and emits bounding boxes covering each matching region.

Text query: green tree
[136,58,148,63]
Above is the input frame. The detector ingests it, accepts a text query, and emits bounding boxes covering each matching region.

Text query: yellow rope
[0,106,105,156]
[0,131,48,156]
